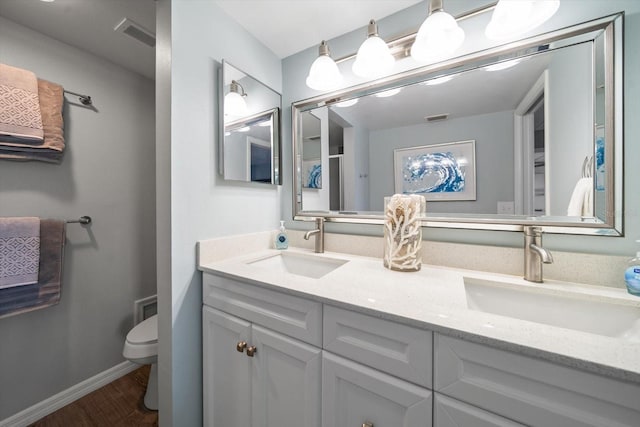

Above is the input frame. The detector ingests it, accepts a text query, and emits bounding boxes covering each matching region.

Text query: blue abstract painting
[394,140,476,201]
[303,161,322,189]
[402,152,465,194]
[595,135,605,191]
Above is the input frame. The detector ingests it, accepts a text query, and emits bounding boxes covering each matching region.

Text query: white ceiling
[0,0,423,80]
[0,0,156,80]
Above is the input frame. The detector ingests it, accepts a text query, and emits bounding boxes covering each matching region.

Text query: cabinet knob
[236,341,247,352]
[246,345,257,357]
[362,423,373,427]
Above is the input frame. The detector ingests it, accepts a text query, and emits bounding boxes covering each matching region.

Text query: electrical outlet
[497,201,514,214]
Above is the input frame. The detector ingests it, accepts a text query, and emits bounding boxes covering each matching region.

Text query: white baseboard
[0,361,138,427]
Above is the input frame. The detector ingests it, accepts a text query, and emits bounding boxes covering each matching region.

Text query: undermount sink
[247,251,348,279]
[464,277,640,340]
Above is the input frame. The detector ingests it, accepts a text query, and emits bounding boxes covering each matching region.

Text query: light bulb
[306,41,343,91]
[224,91,248,118]
[486,0,560,40]
[411,10,465,63]
[352,20,395,78]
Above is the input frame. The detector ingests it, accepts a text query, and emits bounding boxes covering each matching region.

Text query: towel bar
[66,216,92,225]
[63,90,92,106]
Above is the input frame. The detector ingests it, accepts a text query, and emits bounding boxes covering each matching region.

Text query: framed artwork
[394,140,476,201]
[303,160,322,189]
[595,125,605,191]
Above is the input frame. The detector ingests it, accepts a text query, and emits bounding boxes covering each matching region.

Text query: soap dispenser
[275,220,288,250]
[624,240,640,296]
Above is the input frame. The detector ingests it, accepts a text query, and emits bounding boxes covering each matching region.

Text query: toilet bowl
[123,314,158,410]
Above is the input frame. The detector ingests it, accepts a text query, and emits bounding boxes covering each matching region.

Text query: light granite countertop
[198,246,640,384]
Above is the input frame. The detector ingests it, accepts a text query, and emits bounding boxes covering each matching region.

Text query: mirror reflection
[220,60,282,185]
[293,14,622,234]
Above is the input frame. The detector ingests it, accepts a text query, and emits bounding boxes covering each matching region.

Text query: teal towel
[0,217,40,288]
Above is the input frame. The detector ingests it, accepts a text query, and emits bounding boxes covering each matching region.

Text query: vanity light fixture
[486,0,560,40]
[423,75,455,85]
[334,98,359,108]
[375,87,402,98]
[485,58,523,71]
[224,80,248,118]
[410,0,465,63]
[352,19,395,78]
[306,40,343,91]
[238,126,251,132]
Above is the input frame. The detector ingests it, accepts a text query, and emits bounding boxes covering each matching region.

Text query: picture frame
[394,140,476,201]
[302,159,322,189]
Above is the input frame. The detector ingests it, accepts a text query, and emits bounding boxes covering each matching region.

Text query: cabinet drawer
[324,305,432,388]
[203,273,322,346]
[435,334,640,427]
[435,394,525,427]
[322,352,432,427]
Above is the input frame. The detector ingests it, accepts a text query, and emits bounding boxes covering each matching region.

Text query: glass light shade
[486,0,560,40]
[352,35,395,78]
[411,10,465,63]
[224,91,248,118]
[485,58,522,72]
[335,98,359,108]
[375,88,402,98]
[306,55,343,91]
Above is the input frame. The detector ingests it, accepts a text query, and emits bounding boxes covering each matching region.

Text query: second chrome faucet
[304,217,324,253]
[524,226,553,282]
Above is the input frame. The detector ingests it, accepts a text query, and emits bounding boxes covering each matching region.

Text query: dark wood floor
[29,365,158,427]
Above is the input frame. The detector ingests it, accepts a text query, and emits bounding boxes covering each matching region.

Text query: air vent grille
[114,18,156,48]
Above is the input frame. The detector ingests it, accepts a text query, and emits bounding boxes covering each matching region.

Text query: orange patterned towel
[0,63,44,143]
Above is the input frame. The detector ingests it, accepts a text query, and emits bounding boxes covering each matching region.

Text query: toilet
[123,314,158,410]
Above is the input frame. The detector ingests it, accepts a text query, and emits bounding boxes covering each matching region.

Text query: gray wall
[169,2,282,425]
[0,16,156,419]
[368,110,514,213]
[282,0,640,256]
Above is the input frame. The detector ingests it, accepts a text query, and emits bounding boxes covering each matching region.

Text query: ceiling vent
[425,114,449,122]
[114,18,156,48]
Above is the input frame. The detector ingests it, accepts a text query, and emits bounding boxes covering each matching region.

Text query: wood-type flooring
[29,365,158,427]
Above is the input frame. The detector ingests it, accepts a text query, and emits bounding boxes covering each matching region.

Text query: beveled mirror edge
[291,13,624,236]
[219,59,283,185]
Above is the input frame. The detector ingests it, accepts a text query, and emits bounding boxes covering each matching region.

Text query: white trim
[0,361,138,427]
[514,70,548,215]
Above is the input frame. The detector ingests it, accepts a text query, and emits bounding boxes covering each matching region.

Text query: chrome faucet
[524,226,553,283]
[304,218,324,253]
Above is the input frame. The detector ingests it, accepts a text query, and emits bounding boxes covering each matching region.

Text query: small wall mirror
[292,14,623,235]
[220,60,282,185]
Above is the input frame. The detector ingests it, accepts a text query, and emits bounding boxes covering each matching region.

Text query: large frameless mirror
[220,60,282,185]
[292,13,623,235]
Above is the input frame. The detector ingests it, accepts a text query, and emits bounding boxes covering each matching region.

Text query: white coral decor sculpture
[383,194,425,271]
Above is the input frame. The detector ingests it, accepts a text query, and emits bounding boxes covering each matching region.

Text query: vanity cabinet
[434,334,640,427]
[203,272,640,427]
[203,275,322,427]
[322,306,433,427]
[434,394,525,427]
[322,352,432,427]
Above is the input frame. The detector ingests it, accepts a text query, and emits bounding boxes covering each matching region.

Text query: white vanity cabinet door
[203,306,252,427]
[434,394,526,427]
[323,305,432,388]
[252,325,321,427]
[322,352,432,427]
[435,334,640,427]
[203,305,321,427]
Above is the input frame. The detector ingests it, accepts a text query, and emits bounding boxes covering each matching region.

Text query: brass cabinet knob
[236,341,247,352]
[246,345,257,357]
[362,423,373,427]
